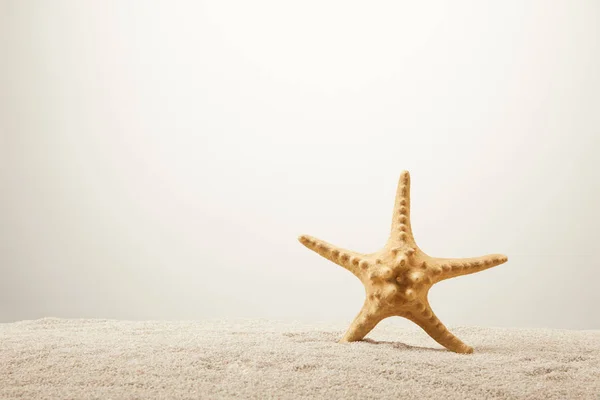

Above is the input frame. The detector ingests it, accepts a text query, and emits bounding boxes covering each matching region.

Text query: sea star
[298,171,508,354]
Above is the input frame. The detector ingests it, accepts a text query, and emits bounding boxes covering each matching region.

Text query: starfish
[298,171,507,354]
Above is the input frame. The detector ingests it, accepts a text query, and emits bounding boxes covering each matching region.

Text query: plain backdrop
[1,1,599,329]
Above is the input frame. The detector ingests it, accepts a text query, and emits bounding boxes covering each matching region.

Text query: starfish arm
[404,302,473,354]
[298,235,367,277]
[431,254,508,282]
[339,301,383,342]
[388,170,414,247]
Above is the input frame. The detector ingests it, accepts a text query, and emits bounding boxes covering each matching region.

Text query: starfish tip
[298,235,310,245]
[494,254,509,264]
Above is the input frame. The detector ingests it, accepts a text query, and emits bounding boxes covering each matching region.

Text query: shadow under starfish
[361,338,448,353]
[298,171,508,354]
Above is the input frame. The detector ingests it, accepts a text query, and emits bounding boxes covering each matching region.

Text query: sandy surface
[1,318,599,399]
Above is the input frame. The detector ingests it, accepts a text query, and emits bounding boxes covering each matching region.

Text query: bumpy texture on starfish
[298,171,508,354]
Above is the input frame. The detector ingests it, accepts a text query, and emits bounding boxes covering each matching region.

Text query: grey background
[1,1,599,328]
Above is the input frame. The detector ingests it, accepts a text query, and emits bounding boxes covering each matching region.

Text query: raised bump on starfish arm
[339,301,383,342]
[431,254,508,282]
[405,302,474,354]
[298,235,367,277]
[388,170,415,246]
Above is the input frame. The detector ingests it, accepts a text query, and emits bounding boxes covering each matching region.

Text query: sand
[1,318,599,399]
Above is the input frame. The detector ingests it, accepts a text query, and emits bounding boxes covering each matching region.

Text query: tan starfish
[298,171,507,354]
